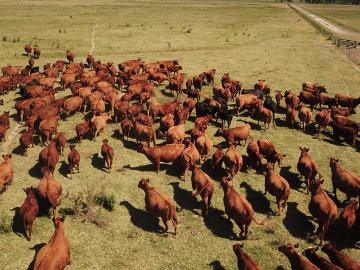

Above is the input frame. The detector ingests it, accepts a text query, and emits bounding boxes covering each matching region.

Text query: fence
[289,4,360,65]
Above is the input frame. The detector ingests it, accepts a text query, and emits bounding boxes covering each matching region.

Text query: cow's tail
[252,214,271,225]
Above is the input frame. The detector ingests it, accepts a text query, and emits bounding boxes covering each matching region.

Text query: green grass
[0,1,360,269]
[301,4,360,33]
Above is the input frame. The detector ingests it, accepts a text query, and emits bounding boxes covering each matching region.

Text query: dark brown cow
[138,144,185,172]
[303,247,343,270]
[322,243,360,270]
[233,243,262,270]
[138,178,178,235]
[257,139,285,168]
[76,119,91,143]
[37,171,62,216]
[299,91,321,111]
[67,144,80,178]
[338,199,358,245]
[215,124,251,146]
[329,158,360,201]
[33,217,71,270]
[278,243,320,270]
[19,127,34,156]
[33,47,41,59]
[308,178,338,245]
[221,176,267,239]
[332,114,359,129]
[319,94,337,108]
[331,107,356,117]
[66,50,75,63]
[330,121,358,147]
[19,187,39,241]
[101,139,114,172]
[275,90,283,106]
[297,147,319,194]
[264,163,290,214]
[335,94,360,109]
[189,164,214,216]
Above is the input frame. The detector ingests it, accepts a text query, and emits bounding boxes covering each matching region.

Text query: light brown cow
[138,178,178,235]
[101,139,114,172]
[38,116,59,146]
[19,187,39,241]
[63,96,83,117]
[297,147,319,194]
[0,154,13,192]
[223,146,243,179]
[298,104,313,132]
[215,124,251,146]
[91,112,112,140]
[37,171,62,217]
[166,124,185,144]
[33,217,71,270]
[195,133,213,162]
[235,93,257,116]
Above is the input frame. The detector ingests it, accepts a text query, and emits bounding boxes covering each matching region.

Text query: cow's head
[232,243,244,256]
[0,100,4,105]
[23,187,34,195]
[69,144,76,151]
[278,243,299,255]
[2,154,12,161]
[102,139,109,144]
[299,147,309,155]
[214,128,225,137]
[138,178,150,190]
[52,216,66,229]
[329,157,339,168]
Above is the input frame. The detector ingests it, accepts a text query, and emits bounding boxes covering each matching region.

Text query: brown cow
[39,140,59,176]
[55,132,67,156]
[257,139,285,168]
[235,93,257,116]
[319,94,337,109]
[101,139,114,172]
[132,120,156,146]
[215,124,251,146]
[120,117,133,140]
[76,119,91,143]
[278,243,320,270]
[37,171,62,216]
[212,145,224,171]
[175,106,190,124]
[136,113,153,127]
[315,109,332,136]
[252,104,274,130]
[335,94,360,109]
[66,50,75,63]
[91,113,112,140]
[181,139,200,179]
[299,91,320,111]
[297,147,319,194]
[160,113,175,131]
[166,124,185,144]
[246,139,263,170]
[63,96,83,117]
[299,104,313,132]
[264,163,290,214]
[338,199,358,245]
[138,178,178,235]
[19,187,39,241]
[329,158,360,201]
[67,144,80,178]
[33,47,40,59]
[183,97,197,116]
[275,90,283,106]
[308,177,338,244]
[221,176,267,239]
[233,243,262,270]
[33,217,71,270]
[322,243,360,270]
[330,121,358,147]
[0,124,9,142]
[331,107,356,117]
[25,45,32,56]
[332,114,359,129]
[195,133,213,162]
[303,247,343,270]
[138,144,185,172]
[38,116,59,145]
[149,99,180,119]
[19,127,34,156]
[0,154,13,192]
[223,146,243,179]
[195,115,212,131]
[189,164,214,216]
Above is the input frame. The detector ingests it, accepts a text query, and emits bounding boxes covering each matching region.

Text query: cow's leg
[29,222,33,241]
[203,195,209,217]
[161,217,169,233]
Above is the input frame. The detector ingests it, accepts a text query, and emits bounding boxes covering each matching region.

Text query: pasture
[0,1,360,269]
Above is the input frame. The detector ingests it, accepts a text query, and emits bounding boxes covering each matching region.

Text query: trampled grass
[0,1,359,269]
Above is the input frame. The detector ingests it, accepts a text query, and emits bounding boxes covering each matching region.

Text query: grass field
[301,4,360,33]
[0,1,360,269]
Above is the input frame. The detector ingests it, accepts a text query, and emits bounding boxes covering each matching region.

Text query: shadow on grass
[123,163,157,172]
[67,136,79,144]
[236,119,263,131]
[204,207,237,240]
[58,161,69,178]
[239,182,272,215]
[120,200,163,234]
[91,153,106,172]
[168,182,198,214]
[28,162,42,179]
[122,140,139,151]
[160,88,174,98]
[280,166,304,193]
[282,202,314,239]
[27,243,46,270]
[12,144,24,156]
[201,159,226,182]
[209,260,226,270]
[11,207,24,238]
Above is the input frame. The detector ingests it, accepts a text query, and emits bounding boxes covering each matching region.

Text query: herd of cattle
[0,45,359,269]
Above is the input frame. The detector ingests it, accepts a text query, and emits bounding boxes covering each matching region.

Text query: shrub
[94,192,116,212]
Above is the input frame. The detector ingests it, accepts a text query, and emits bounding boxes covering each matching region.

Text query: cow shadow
[91,153,106,172]
[280,166,304,193]
[204,207,237,240]
[283,202,315,239]
[11,207,24,238]
[209,260,227,270]
[58,161,69,178]
[26,243,47,270]
[122,140,139,151]
[123,163,156,172]
[67,136,79,144]
[239,182,272,215]
[168,182,199,215]
[111,128,123,140]
[120,201,163,233]
[12,145,24,156]
[200,159,226,181]
[160,89,174,98]
[274,118,288,127]
[28,162,42,179]
[237,119,262,131]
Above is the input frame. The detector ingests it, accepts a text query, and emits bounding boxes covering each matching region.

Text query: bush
[94,192,116,212]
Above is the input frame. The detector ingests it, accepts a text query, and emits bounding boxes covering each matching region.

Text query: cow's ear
[294,243,299,248]
[299,147,302,151]
[335,159,339,162]
[320,179,325,184]
[282,154,287,157]
[239,243,244,248]
[306,148,309,152]
[315,247,319,251]
[60,216,65,223]
[146,178,150,182]
[1,154,4,159]
[8,154,12,159]
[23,188,26,193]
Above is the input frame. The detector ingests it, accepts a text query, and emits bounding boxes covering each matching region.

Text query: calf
[19,187,39,241]
[0,154,13,192]
[212,145,224,171]
[138,144,185,172]
[76,119,91,143]
[37,172,62,217]
[298,104,313,132]
[257,139,285,168]
[233,243,262,270]
[297,147,319,194]
[223,146,243,179]
[132,120,156,146]
[19,127,34,156]
[138,178,178,235]
[303,247,343,270]
[55,131,67,156]
[220,176,267,239]
[308,178,338,245]
[215,124,251,146]
[329,158,360,201]
[190,164,214,216]
[101,139,114,172]
[322,243,360,270]
[68,145,80,178]
[33,217,71,270]
[278,243,320,270]
[264,163,290,214]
